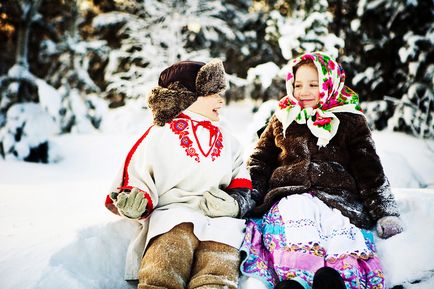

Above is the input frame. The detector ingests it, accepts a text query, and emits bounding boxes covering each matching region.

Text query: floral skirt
[240,194,385,289]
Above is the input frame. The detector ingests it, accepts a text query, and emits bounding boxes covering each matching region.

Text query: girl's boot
[312,267,346,289]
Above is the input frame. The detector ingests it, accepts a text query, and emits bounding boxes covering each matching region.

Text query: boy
[105,59,256,289]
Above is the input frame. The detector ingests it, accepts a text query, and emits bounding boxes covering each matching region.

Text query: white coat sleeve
[105,125,159,219]
[222,133,256,218]
[226,134,252,190]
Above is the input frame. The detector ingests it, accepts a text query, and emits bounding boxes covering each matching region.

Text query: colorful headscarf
[275,51,364,147]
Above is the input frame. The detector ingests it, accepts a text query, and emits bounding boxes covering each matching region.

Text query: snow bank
[1,103,434,289]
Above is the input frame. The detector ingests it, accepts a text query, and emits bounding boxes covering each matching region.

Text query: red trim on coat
[122,126,154,188]
[104,126,155,216]
[226,178,253,190]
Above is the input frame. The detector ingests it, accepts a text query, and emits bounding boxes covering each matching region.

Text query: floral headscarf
[275,51,364,147]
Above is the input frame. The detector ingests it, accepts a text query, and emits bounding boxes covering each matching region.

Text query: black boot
[312,267,346,289]
[275,279,305,289]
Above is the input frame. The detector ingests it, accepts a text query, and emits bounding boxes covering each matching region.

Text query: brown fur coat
[248,113,399,229]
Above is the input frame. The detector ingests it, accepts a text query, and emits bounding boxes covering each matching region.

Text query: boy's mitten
[200,187,239,218]
[111,188,148,219]
[376,216,403,239]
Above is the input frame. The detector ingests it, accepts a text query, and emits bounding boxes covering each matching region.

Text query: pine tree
[0,0,106,162]
[0,0,57,163]
[339,0,434,138]
[90,0,237,106]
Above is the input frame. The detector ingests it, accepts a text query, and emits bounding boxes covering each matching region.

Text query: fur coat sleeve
[247,115,281,207]
[346,115,400,221]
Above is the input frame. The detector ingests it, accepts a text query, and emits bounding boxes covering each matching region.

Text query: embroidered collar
[275,51,364,147]
[170,112,223,162]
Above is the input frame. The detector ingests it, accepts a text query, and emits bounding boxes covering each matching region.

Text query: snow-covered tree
[244,0,344,104]
[340,0,434,138]
[38,0,108,132]
[91,0,238,106]
[0,0,58,163]
[250,0,433,138]
[0,0,107,162]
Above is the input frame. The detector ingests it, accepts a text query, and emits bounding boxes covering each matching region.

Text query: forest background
[0,1,434,289]
[0,0,432,163]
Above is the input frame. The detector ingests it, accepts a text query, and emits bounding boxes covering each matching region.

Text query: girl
[240,52,403,289]
[105,59,256,289]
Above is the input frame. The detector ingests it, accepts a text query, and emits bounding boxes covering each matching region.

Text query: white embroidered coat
[105,110,252,280]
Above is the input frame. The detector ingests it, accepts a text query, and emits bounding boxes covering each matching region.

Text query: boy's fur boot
[189,241,239,289]
[138,222,240,289]
[138,223,198,289]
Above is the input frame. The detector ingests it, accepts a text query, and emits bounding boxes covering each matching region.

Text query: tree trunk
[15,0,42,68]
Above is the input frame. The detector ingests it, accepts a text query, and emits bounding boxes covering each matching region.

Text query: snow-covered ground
[1,100,434,289]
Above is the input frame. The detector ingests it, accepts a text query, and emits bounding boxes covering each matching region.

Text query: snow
[35,78,62,123]
[0,103,60,161]
[1,101,434,289]
[92,11,131,29]
[247,62,280,89]
[8,64,36,80]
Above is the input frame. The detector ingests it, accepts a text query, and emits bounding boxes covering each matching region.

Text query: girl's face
[294,64,320,108]
[187,93,225,121]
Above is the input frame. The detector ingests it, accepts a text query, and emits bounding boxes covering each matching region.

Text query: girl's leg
[275,195,324,285]
[138,222,199,289]
[188,240,240,289]
[324,257,362,289]
[357,257,385,289]
[316,198,374,289]
[359,230,385,288]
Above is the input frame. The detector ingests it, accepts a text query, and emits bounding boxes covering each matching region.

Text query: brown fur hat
[147,59,227,126]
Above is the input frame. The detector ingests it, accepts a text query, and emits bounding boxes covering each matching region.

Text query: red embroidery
[171,114,224,162]
[211,133,223,161]
[227,178,253,190]
[170,119,200,162]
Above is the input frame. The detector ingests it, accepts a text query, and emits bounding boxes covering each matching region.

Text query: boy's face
[294,64,320,108]
[187,93,225,121]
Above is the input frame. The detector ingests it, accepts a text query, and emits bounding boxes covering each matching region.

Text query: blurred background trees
[0,0,432,162]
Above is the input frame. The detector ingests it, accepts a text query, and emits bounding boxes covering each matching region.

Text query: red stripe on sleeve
[226,178,253,190]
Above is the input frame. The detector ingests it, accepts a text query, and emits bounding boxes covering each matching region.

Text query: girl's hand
[376,216,404,239]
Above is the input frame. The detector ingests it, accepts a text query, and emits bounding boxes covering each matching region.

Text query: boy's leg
[188,240,240,289]
[138,222,199,289]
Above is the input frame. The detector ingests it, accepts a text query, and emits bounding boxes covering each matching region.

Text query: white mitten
[112,188,148,219]
[376,216,404,239]
[200,187,239,218]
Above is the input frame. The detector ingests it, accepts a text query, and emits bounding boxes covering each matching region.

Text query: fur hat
[147,59,227,126]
